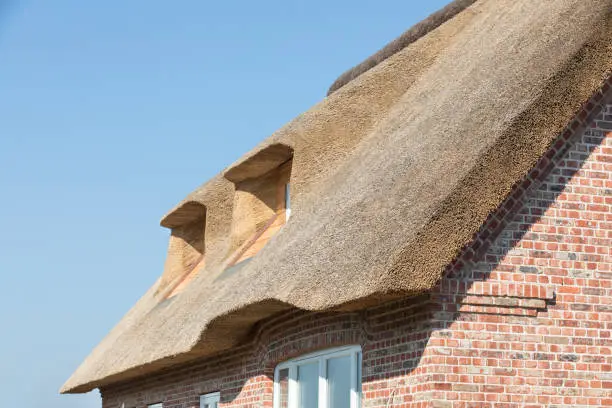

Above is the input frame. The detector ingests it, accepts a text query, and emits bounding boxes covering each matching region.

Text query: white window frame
[200,392,220,408]
[284,183,291,220]
[273,345,361,408]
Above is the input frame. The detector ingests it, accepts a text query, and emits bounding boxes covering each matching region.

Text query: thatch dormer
[225,144,293,265]
[158,202,206,298]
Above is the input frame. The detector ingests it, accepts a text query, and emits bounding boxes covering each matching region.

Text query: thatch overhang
[62,0,612,394]
[160,201,206,229]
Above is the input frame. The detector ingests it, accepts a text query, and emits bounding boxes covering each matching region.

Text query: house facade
[89,90,612,408]
[62,1,612,407]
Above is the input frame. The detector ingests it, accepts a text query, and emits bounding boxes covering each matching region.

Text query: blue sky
[0,1,451,406]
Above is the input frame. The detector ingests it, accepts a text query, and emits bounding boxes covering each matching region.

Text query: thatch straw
[326,0,478,95]
[62,0,612,394]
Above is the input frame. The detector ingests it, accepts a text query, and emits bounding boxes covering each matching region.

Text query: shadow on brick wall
[352,87,612,405]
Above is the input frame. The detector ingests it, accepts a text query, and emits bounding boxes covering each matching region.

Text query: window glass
[274,346,361,408]
[328,355,352,408]
[298,362,319,408]
[200,392,220,408]
[278,368,290,408]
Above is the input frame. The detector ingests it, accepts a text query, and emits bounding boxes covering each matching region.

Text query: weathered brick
[452,384,479,392]
[519,266,540,274]
[559,354,579,362]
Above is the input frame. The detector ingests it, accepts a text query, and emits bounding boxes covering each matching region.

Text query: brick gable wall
[101,81,612,408]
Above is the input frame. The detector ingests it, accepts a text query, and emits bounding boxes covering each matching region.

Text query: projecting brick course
[101,95,612,407]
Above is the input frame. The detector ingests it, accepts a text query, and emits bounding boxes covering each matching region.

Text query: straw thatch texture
[62,0,612,394]
[327,0,477,95]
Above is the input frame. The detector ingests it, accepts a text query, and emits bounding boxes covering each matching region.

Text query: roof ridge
[326,0,479,95]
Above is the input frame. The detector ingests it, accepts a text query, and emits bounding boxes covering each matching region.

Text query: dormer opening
[157,202,206,298]
[224,144,293,265]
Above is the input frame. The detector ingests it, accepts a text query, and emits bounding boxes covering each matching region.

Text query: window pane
[298,362,319,408]
[328,356,352,408]
[278,368,289,408]
[200,392,220,408]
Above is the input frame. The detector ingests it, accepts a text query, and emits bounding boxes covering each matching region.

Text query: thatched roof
[62,0,612,394]
[327,0,478,95]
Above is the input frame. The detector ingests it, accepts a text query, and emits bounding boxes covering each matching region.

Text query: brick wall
[102,87,612,408]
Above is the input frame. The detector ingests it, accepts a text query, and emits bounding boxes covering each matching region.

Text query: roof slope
[62,0,612,394]
[327,0,478,95]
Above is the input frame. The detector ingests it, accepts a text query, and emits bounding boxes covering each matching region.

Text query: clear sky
[0,1,451,406]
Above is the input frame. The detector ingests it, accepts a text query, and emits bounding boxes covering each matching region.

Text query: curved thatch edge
[60,298,295,395]
[161,201,206,228]
[223,143,294,183]
[60,289,412,395]
[327,0,478,96]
